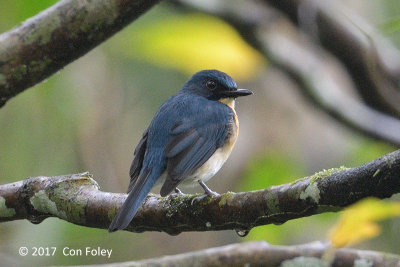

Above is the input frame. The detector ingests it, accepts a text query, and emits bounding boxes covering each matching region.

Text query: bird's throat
[219,97,235,110]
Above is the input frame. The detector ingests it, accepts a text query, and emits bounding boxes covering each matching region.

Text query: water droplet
[235,229,250,237]
[29,215,46,224]
[272,220,287,225]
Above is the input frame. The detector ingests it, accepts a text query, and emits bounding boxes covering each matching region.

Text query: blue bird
[109,70,252,232]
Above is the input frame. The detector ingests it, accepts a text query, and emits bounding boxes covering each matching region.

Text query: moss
[264,190,280,213]
[0,197,16,217]
[353,258,373,267]
[315,205,341,213]
[30,190,68,220]
[107,207,118,220]
[30,56,52,72]
[166,195,188,218]
[78,0,119,40]
[51,188,86,223]
[289,177,305,186]
[373,169,381,177]
[48,173,97,223]
[12,65,27,81]
[80,22,94,33]
[387,155,396,167]
[23,14,61,45]
[300,183,321,203]
[30,173,97,223]
[293,166,349,204]
[71,172,98,188]
[309,166,348,184]
[218,191,234,206]
[0,73,5,86]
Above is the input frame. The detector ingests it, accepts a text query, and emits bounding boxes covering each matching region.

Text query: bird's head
[182,70,253,101]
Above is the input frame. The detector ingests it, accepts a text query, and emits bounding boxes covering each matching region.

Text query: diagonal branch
[0,0,161,107]
[265,0,400,117]
[176,0,400,147]
[92,241,400,267]
[0,150,399,235]
[256,19,400,147]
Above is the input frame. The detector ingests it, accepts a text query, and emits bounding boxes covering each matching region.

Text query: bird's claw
[173,188,184,195]
[170,188,185,198]
[191,191,220,205]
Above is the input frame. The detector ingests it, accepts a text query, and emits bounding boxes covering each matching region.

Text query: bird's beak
[220,89,253,98]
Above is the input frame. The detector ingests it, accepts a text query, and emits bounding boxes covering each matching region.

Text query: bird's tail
[108,169,156,232]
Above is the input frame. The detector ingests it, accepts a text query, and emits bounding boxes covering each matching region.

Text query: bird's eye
[206,80,217,90]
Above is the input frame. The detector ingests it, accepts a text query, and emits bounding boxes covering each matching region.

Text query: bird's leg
[198,181,219,197]
[174,187,184,195]
[191,181,220,205]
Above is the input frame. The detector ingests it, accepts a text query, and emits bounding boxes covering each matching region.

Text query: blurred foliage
[328,198,400,248]
[347,140,394,166]
[239,142,397,245]
[108,13,264,81]
[238,153,339,245]
[382,17,400,34]
[0,0,400,265]
[381,0,400,43]
[239,152,305,190]
[0,0,57,31]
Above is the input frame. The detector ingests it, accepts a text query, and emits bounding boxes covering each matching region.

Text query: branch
[1,150,399,235]
[0,0,161,107]
[94,241,400,266]
[256,18,400,147]
[265,0,400,117]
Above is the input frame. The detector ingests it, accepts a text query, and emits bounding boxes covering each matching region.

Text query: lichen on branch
[0,150,399,235]
[0,0,161,107]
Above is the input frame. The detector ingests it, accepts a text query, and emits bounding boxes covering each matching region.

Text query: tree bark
[0,0,161,107]
[1,150,399,235]
[92,241,400,267]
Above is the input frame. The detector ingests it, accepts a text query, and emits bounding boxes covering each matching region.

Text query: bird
[109,69,252,232]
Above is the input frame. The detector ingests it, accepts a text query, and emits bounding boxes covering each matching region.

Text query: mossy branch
[0,0,161,107]
[0,150,399,235]
[96,241,400,266]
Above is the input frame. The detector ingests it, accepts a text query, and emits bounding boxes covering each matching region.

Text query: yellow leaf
[328,198,400,248]
[114,14,264,81]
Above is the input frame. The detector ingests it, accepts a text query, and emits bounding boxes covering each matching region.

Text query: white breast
[159,146,233,188]
[185,146,232,184]
[183,97,239,185]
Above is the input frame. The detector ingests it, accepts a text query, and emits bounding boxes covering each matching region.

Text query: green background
[0,0,399,265]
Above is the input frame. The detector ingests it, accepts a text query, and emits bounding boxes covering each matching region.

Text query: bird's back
[109,69,251,232]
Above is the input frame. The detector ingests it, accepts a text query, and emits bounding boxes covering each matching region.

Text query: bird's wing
[128,128,149,193]
[160,116,230,197]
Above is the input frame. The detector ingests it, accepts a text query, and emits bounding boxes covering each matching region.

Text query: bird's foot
[199,180,220,197]
[191,181,220,205]
[173,187,184,195]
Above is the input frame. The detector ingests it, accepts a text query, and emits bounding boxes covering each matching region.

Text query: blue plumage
[109,70,252,232]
